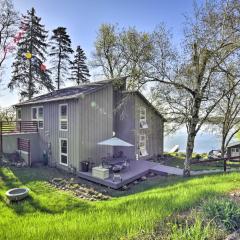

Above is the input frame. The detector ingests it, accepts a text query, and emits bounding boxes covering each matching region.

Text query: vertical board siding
[17,83,163,172]
[78,84,113,168]
[113,92,136,159]
[135,95,164,159]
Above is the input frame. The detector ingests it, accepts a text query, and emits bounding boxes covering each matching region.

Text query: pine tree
[8,8,54,100]
[69,46,90,85]
[49,27,73,89]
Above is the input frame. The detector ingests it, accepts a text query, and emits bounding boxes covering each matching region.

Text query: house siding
[113,92,136,159]
[135,94,164,159]
[15,81,164,172]
[77,84,113,169]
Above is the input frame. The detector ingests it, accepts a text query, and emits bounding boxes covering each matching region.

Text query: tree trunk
[221,136,226,158]
[184,96,201,176]
[57,58,61,90]
[184,127,196,176]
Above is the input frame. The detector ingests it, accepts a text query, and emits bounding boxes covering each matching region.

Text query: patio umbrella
[97,137,133,147]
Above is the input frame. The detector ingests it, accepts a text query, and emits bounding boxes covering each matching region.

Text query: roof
[14,79,113,106]
[14,78,165,120]
[227,142,240,148]
[123,90,166,121]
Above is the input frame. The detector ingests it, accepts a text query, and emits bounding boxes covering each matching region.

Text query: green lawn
[163,152,240,171]
[0,167,240,240]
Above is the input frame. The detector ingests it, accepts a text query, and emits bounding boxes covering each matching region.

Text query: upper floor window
[32,106,44,129]
[17,108,22,120]
[139,134,148,156]
[59,104,68,131]
[140,107,148,129]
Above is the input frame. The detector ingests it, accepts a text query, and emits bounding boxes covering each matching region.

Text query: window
[139,134,148,156]
[59,138,68,166]
[59,104,68,131]
[232,148,239,153]
[32,106,44,129]
[17,108,22,120]
[139,107,148,129]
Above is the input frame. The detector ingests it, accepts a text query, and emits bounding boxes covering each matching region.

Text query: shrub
[202,197,240,232]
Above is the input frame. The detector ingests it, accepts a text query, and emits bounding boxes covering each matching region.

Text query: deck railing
[0,121,38,134]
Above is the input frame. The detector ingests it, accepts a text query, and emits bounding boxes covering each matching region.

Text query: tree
[0,0,18,80]
[69,46,90,85]
[210,70,240,157]
[149,0,240,175]
[49,27,73,89]
[91,24,152,88]
[8,7,53,100]
[0,106,15,121]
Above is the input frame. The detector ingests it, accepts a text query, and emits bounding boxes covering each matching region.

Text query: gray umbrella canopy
[97,137,134,147]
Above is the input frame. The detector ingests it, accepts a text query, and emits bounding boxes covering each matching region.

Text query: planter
[6,188,29,201]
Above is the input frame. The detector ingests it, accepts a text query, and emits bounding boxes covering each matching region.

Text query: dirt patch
[49,177,111,201]
[229,190,240,203]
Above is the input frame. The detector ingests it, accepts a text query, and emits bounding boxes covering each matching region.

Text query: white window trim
[59,138,68,166]
[59,104,68,131]
[139,107,148,129]
[17,108,22,120]
[31,106,44,129]
[139,134,148,156]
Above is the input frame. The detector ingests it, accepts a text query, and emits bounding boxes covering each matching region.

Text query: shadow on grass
[0,167,94,216]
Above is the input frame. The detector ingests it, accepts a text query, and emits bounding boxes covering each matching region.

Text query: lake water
[164,127,221,153]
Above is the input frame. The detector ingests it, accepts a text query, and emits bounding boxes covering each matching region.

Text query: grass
[0,167,240,240]
[164,152,240,171]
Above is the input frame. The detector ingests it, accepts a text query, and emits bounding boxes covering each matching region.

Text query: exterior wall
[113,92,164,160]
[227,145,240,157]
[2,132,40,163]
[77,84,113,167]
[15,82,164,172]
[113,92,136,159]
[16,84,113,171]
[134,94,164,159]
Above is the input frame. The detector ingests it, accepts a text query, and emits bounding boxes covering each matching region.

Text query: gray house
[13,78,164,172]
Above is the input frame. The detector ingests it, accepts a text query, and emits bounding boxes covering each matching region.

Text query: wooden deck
[78,160,183,189]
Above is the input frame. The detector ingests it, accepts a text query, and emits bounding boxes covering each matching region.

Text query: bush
[202,198,240,232]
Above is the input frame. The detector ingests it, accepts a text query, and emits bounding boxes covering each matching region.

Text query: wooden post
[19,121,22,133]
[28,140,31,167]
[0,121,2,163]
[224,158,227,172]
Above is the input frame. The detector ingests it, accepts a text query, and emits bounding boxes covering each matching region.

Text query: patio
[78,160,183,189]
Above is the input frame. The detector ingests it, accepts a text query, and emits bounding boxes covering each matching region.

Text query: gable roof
[14,79,112,106]
[14,78,165,121]
[123,90,166,121]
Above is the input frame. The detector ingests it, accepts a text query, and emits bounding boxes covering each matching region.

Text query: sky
[0,0,204,107]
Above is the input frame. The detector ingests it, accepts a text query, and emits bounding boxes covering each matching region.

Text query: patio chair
[112,173,122,182]
[122,159,130,170]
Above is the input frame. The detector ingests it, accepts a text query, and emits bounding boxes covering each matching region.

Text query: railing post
[19,121,22,133]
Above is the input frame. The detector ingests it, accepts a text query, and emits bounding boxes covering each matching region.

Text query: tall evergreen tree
[49,27,73,89]
[69,46,90,85]
[8,8,53,100]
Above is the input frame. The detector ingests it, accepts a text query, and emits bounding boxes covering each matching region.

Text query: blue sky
[0,0,203,107]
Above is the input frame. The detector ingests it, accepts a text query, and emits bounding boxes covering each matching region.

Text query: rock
[121,185,129,191]
[225,229,240,240]
[140,176,147,181]
[148,172,155,177]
